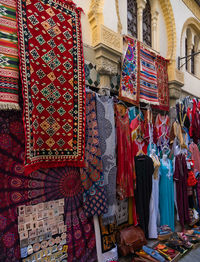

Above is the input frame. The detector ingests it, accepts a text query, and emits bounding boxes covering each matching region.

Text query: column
[151,10,159,51]
[137,0,146,42]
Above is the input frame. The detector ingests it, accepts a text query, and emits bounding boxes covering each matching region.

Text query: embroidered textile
[0,0,20,110]
[139,44,159,105]
[115,105,134,200]
[119,37,139,105]
[17,0,85,173]
[80,91,108,217]
[0,111,96,262]
[155,56,169,110]
[96,95,117,225]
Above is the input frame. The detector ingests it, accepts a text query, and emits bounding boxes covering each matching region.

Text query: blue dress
[159,159,174,231]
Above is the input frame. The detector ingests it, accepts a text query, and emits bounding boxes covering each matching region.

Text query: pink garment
[189,142,200,173]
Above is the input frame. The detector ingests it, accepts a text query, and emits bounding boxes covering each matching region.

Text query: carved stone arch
[158,0,176,77]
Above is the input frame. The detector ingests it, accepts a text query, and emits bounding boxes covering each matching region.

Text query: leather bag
[116,226,147,256]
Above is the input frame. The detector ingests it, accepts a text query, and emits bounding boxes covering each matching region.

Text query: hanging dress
[134,155,154,238]
[174,154,190,229]
[115,104,134,200]
[159,158,174,231]
[155,114,170,151]
[148,154,160,238]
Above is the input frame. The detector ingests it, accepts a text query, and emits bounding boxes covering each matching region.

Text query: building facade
[73,0,200,105]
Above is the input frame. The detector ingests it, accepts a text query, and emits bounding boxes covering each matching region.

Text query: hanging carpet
[139,43,159,105]
[119,37,139,105]
[155,56,169,111]
[0,111,96,262]
[0,0,20,110]
[17,0,86,174]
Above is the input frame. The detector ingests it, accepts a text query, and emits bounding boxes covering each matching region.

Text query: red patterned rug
[17,0,86,174]
[0,111,97,262]
[155,55,169,111]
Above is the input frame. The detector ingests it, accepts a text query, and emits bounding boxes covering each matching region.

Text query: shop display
[17,0,86,174]
[0,0,20,110]
[0,2,200,260]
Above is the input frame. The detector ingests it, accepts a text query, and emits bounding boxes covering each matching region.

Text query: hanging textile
[134,155,154,238]
[115,104,134,200]
[159,158,174,231]
[96,95,117,225]
[80,91,107,217]
[17,0,86,173]
[148,154,160,239]
[139,43,159,105]
[0,0,20,110]
[119,37,139,105]
[155,56,169,111]
[155,114,170,150]
[174,154,190,229]
[0,111,97,262]
[189,142,200,173]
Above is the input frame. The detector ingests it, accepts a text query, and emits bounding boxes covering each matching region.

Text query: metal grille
[127,0,137,38]
[191,46,195,74]
[185,38,188,70]
[143,0,151,46]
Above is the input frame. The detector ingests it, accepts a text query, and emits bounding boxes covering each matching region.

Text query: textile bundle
[0,0,20,110]
[0,111,96,262]
[17,0,86,174]
[139,44,159,105]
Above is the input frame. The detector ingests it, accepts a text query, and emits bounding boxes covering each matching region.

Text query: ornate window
[143,0,151,46]
[127,0,137,38]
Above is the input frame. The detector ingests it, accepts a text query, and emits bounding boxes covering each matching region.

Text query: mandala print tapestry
[119,37,139,105]
[0,111,97,262]
[80,91,108,217]
[155,56,169,111]
[0,0,20,110]
[17,0,85,174]
[139,43,159,105]
[96,95,117,225]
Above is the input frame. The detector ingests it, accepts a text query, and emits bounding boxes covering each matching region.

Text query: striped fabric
[0,0,19,110]
[139,44,159,105]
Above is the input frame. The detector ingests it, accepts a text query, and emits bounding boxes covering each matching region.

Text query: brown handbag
[116,225,147,256]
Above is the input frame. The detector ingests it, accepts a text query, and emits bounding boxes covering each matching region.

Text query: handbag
[116,225,147,256]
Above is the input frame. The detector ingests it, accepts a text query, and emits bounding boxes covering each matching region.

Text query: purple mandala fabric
[0,111,97,262]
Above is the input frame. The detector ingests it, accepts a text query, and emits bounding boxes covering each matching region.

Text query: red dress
[115,105,134,200]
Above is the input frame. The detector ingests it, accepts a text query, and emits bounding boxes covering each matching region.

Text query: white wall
[183,72,200,97]
[170,0,199,98]
[73,0,92,46]
[158,1,167,58]
[103,0,118,33]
